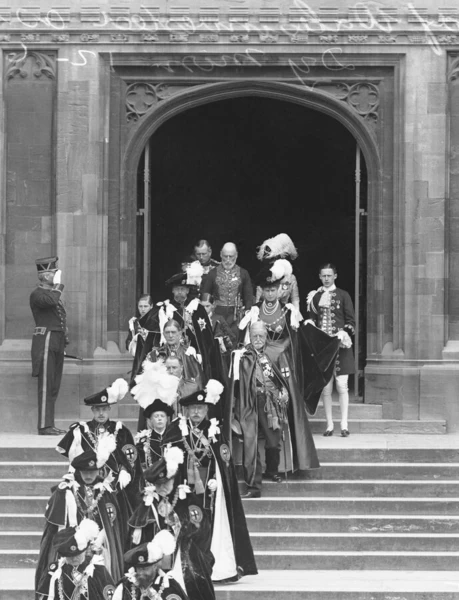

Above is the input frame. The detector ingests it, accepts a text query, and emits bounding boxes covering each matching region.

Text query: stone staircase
[56,399,447,435]
[1,435,459,598]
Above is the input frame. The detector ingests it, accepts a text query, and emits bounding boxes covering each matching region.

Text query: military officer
[30,256,67,435]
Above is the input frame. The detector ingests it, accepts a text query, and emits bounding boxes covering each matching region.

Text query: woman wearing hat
[36,519,115,600]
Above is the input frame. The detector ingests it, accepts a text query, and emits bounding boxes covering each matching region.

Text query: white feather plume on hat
[257,233,298,261]
[96,432,117,468]
[147,530,176,563]
[205,379,224,405]
[106,378,129,404]
[163,445,184,478]
[186,260,204,286]
[270,259,293,282]
[74,518,100,550]
[131,361,179,410]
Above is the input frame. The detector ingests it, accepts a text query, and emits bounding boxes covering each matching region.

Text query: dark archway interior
[138,96,367,324]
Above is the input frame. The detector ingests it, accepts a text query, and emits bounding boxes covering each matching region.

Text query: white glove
[207,479,218,492]
[128,317,137,333]
[118,469,131,490]
[53,270,62,285]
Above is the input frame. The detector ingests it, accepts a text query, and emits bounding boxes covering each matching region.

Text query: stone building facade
[0,0,458,433]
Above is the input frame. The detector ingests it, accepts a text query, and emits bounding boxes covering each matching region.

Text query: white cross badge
[281,367,290,379]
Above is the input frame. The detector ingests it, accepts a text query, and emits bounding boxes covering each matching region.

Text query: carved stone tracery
[5,51,56,80]
[125,78,380,128]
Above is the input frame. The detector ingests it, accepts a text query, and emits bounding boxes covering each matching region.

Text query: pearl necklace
[262,300,279,316]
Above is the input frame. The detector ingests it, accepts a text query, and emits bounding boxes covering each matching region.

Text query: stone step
[3,549,459,571]
[246,515,459,534]
[55,417,448,435]
[2,494,459,516]
[3,531,459,553]
[4,478,459,497]
[0,515,44,531]
[112,402,384,420]
[3,461,459,480]
[241,497,459,515]
[252,480,459,497]
[253,551,459,570]
[2,446,459,464]
[3,569,459,600]
[250,532,459,552]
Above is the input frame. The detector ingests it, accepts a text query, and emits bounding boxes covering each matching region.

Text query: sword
[64,352,83,361]
[282,425,288,484]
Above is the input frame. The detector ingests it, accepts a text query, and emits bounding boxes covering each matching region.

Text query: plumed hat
[132,361,179,413]
[165,272,189,288]
[124,530,176,567]
[84,378,129,407]
[179,379,224,407]
[71,450,100,471]
[55,519,100,557]
[256,259,293,288]
[35,256,59,273]
[256,233,298,262]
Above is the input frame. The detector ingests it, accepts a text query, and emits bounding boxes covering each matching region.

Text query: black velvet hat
[71,450,99,471]
[143,399,174,419]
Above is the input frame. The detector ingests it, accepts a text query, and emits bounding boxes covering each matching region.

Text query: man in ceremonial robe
[36,520,115,600]
[113,531,188,600]
[35,450,125,591]
[163,382,258,583]
[56,378,143,514]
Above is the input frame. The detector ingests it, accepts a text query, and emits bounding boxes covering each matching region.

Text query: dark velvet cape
[56,419,144,518]
[35,477,125,593]
[299,323,341,415]
[162,419,258,580]
[114,574,189,600]
[37,560,115,600]
[172,498,216,600]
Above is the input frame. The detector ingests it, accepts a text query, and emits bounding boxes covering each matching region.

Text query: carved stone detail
[5,51,56,80]
[126,82,194,122]
[313,81,380,126]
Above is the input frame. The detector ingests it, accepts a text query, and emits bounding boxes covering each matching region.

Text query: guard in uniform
[30,256,67,435]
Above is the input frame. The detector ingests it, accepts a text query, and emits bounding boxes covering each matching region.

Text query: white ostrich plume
[74,518,100,550]
[147,530,176,563]
[106,378,129,404]
[164,446,184,478]
[257,233,298,261]
[132,361,179,410]
[270,259,293,281]
[205,379,224,405]
[96,432,117,468]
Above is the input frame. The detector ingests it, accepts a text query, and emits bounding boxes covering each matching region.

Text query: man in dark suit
[30,257,67,435]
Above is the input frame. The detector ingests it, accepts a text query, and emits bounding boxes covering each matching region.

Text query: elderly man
[30,256,68,435]
[201,242,253,334]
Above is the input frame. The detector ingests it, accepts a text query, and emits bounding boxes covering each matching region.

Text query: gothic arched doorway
[134,94,369,395]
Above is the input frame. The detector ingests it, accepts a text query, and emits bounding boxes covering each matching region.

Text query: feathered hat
[124,530,176,567]
[256,259,293,288]
[84,378,129,407]
[55,519,100,557]
[144,446,184,483]
[179,379,224,407]
[131,361,179,416]
[256,233,298,262]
